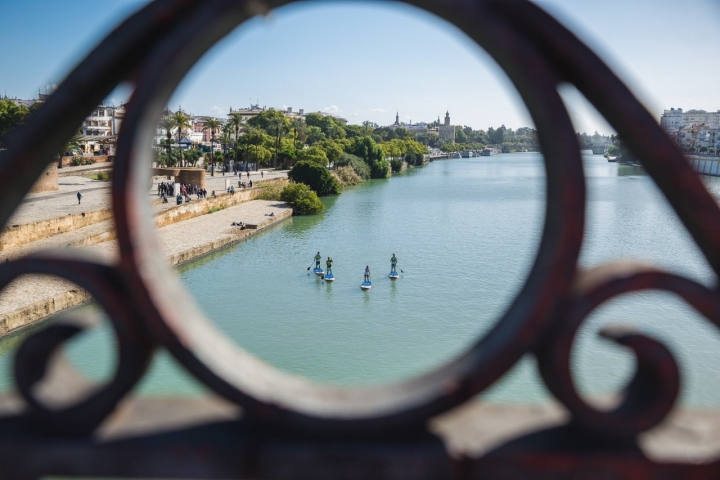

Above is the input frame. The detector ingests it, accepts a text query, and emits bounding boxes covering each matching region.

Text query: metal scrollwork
[0,0,717,464]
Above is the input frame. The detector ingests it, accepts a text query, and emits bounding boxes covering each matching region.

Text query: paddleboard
[360,280,372,290]
[324,273,335,282]
[388,272,399,279]
[313,267,325,275]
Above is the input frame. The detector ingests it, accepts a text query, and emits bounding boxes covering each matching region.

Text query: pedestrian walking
[76,192,82,205]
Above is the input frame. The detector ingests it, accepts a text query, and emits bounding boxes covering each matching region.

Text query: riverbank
[0,174,291,337]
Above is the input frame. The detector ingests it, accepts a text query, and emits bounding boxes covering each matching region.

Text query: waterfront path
[0,170,290,335]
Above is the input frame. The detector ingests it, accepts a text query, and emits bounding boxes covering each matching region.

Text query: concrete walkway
[0,170,290,335]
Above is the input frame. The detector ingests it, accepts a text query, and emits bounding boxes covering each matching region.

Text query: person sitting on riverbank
[231,221,245,229]
[265,212,274,216]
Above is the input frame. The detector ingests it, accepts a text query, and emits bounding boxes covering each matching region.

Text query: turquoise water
[1,153,720,406]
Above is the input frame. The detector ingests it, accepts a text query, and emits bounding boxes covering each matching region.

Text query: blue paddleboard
[324,273,335,282]
[388,272,399,279]
[313,267,325,275]
[360,280,372,290]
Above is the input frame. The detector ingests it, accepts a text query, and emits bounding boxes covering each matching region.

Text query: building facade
[661,108,720,153]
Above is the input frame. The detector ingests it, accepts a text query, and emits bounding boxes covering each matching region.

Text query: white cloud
[322,105,342,114]
[369,107,386,113]
[211,105,225,115]
[350,112,359,117]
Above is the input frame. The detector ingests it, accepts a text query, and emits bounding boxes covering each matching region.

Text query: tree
[349,136,384,166]
[288,160,340,196]
[202,118,222,175]
[297,146,329,167]
[158,116,176,157]
[317,139,344,165]
[247,109,290,136]
[0,99,30,148]
[227,113,245,171]
[172,111,193,166]
[280,183,325,215]
[306,125,325,145]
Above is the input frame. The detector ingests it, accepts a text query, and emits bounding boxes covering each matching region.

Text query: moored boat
[480,148,499,156]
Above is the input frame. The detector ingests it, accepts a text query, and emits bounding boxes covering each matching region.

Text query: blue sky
[1,0,719,134]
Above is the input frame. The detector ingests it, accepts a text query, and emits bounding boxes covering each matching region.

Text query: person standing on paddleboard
[326,257,333,275]
[314,252,322,270]
[390,253,398,274]
[364,265,371,282]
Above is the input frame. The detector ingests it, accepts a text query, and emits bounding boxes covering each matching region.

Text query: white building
[660,108,720,134]
[78,105,125,154]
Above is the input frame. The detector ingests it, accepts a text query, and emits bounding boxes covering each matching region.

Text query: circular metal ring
[112,0,584,434]
[0,252,154,435]
[536,263,720,438]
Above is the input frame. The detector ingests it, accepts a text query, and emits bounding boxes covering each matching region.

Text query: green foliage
[335,153,370,180]
[390,158,404,172]
[207,206,226,214]
[317,139,344,164]
[288,160,340,196]
[333,166,363,186]
[296,146,329,166]
[348,136,385,166]
[405,152,425,166]
[71,156,97,166]
[87,172,111,181]
[280,183,325,215]
[371,159,391,179]
[255,182,284,201]
[0,99,30,147]
[247,110,290,136]
[306,125,325,144]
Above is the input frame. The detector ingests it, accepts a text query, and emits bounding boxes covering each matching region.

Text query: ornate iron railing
[0,0,719,477]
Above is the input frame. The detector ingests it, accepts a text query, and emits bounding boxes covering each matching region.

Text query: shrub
[82,157,96,165]
[288,160,340,196]
[70,156,84,166]
[390,158,404,173]
[280,183,325,215]
[255,182,283,200]
[335,153,370,180]
[370,159,391,179]
[333,166,362,186]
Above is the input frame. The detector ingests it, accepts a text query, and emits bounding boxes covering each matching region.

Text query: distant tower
[395,112,400,126]
[439,111,455,144]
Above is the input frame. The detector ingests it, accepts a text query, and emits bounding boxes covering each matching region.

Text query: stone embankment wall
[0,288,92,336]
[0,178,287,251]
[155,180,286,227]
[0,209,114,251]
[29,164,58,193]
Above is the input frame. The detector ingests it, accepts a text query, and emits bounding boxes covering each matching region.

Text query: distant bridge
[588,145,609,154]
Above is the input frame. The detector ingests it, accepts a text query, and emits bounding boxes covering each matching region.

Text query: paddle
[306,260,314,271]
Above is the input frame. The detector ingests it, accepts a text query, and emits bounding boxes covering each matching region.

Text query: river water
[1,153,720,406]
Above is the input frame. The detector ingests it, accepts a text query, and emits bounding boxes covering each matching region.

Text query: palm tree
[227,113,244,172]
[202,118,222,176]
[158,116,176,159]
[218,130,233,174]
[172,111,193,166]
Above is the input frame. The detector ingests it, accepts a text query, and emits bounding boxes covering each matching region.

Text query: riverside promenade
[0,165,291,335]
